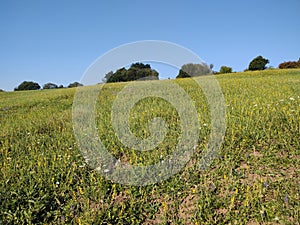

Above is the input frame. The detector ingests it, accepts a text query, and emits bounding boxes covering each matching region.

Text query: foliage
[279,58,300,69]
[176,63,211,79]
[1,69,299,224]
[107,63,159,83]
[0,89,4,92]
[14,81,41,91]
[67,82,83,88]
[176,69,191,78]
[219,66,233,74]
[43,82,58,89]
[248,56,269,71]
[130,62,151,69]
[102,71,114,83]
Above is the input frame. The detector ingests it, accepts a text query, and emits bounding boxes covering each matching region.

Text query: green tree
[130,62,151,69]
[0,89,4,92]
[67,82,83,88]
[219,66,232,74]
[176,69,191,78]
[107,63,159,83]
[176,63,211,79]
[14,81,40,91]
[43,83,58,89]
[126,65,158,81]
[107,68,127,83]
[248,56,269,71]
[102,71,114,83]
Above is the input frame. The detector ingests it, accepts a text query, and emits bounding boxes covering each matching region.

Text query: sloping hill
[1,69,299,224]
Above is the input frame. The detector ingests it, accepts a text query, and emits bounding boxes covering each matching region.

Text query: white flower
[289,97,295,101]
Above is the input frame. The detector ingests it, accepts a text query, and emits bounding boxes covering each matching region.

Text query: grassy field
[1,69,299,224]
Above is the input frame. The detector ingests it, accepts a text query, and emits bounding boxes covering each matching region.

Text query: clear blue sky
[1,0,299,91]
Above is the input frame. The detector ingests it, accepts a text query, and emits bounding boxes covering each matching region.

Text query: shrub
[176,63,211,79]
[219,66,232,74]
[248,56,269,71]
[279,59,300,69]
[43,83,58,89]
[107,63,159,83]
[14,81,41,91]
[67,82,83,88]
[176,69,191,78]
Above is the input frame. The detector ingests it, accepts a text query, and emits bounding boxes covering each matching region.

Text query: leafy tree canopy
[219,66,232,74]
[176,69,191,78]
[106,63,159,83]
[176,63,211,79]
[43,83,58,89]
[68,82,83,88]
[14,81,40,91]
[248,56,269,71]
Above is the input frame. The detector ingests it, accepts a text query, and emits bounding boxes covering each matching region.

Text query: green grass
[1,69,299,224]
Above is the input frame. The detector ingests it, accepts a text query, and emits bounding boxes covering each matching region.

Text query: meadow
[0,69,299,224]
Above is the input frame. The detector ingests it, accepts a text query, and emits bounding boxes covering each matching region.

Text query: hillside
[1,69,299,224]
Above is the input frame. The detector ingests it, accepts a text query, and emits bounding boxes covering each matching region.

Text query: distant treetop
[279,58,300,69]
[43,82,58,89]
[219,66,233,74]
[68,82,83,88]
[14,81,40,91]
[176,63,211,79]
[248,56,269,71]
[106,62,159,83]
[130,62,151,69]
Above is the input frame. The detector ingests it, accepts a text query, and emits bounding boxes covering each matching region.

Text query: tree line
[10,56,299,91]
[104,56,300,81]
[217,56,300,74]
[14,81,83,91]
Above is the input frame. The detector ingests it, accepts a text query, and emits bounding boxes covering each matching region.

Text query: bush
[248,56,269,71]
[279,59,300,69]
[176,63,211,79]
[107,63,159,83]
[14,81,40,91]
[176,69,191,78]
[67,82,83,88]
[219,66,232,74]
[43,83,58,89]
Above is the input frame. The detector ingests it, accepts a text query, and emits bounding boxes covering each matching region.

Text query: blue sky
[0,0,299,91]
